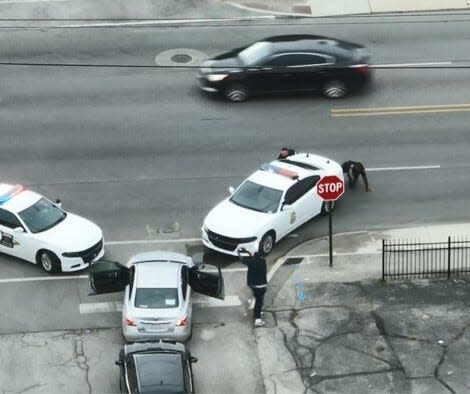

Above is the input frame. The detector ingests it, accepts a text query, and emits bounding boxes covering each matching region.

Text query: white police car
[0,184,104,273]
[202,153,344,255]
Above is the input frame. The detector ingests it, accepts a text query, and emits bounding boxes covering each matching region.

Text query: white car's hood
[204,199,270,238]
[35,212,102,252]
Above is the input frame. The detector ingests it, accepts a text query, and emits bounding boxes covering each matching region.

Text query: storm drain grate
[283,257,304,266]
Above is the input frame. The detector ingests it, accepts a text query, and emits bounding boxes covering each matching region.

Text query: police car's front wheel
[259,231,275,255]
[37,250,61,274]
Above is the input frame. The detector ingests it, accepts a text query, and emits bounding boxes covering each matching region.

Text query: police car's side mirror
[55,199,62,209]
[13,227,24,233]
[228,186,235,194]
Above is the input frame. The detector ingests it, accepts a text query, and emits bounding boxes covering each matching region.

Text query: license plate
[143,324,167,332]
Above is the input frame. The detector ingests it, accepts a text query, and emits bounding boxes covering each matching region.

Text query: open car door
[187,265,225,300]
[88,260,129,295]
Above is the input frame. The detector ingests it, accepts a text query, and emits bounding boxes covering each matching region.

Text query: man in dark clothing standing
[341,160,372,192]
[277,147,296,160]
[238,248,267,327]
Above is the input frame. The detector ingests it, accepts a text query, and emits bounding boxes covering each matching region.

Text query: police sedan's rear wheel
[259,231,275,255]
[321,201,336,215]
[38,250,61,274]
[322,81,347,99]
[225,84,248,102]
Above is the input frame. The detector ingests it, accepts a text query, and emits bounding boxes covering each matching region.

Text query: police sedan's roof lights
[261,163,299,180]
[0,184,24,204]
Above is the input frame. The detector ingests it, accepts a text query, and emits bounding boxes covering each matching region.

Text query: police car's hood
[36,212,102,252]
[204,199,270,238]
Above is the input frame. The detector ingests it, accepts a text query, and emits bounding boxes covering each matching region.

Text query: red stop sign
[317,175,344,201]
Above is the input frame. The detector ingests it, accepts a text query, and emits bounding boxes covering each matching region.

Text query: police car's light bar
[261,163,299,180]
[0,184,24,204]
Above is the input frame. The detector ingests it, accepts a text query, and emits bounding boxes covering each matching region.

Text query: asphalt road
[1,14,470,393]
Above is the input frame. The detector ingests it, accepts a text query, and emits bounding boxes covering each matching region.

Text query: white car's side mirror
[228,186,235,194]
[282,204,292,211]
[55,199,62,209]
[13,227,25,233]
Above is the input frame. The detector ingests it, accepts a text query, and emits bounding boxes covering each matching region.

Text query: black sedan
[115,340,197,393]
[197,34,371,102]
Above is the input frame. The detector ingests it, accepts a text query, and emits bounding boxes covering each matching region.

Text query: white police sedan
[0,183,104,273]
[202,153,344,255]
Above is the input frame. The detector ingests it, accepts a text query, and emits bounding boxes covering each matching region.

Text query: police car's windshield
[18,198,66,233]
[230,181,282,213]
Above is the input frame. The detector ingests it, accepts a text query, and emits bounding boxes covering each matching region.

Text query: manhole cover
[170,54,192,63]
[155,48,207,67]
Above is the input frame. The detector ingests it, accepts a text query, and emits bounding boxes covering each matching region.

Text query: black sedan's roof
[261,34,364,58]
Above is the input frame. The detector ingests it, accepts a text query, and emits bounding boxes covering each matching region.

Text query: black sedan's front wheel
[225,84,249,102]
[322,80,347,99]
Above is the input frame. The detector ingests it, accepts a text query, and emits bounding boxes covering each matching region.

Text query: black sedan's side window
[0,208,22,229]
[287,54,329,66]
[264,55,293,68]
[126,356,139,392]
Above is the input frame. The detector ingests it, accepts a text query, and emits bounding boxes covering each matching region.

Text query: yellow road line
[331,103,470,117]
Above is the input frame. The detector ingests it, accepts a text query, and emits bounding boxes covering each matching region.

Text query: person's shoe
[254,319,265,327]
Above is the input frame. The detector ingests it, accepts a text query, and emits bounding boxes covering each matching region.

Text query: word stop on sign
[318,182,343,193]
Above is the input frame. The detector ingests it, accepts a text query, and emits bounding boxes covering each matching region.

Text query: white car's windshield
[135,288,179,309]
[230,181,282,213]
[18,198,66,233]
[238,41,272,65]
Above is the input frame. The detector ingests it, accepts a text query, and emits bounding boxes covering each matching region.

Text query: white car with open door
[0,183,104,273]
[88,251,224,342]
[202,153,344,256]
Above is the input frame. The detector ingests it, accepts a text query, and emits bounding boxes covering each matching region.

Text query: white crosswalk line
[79,296,241,314]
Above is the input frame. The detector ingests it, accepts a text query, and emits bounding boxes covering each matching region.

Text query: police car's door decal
[290,211,296,224]
[0,231,17,248]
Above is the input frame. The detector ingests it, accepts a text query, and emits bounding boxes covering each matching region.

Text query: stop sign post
[317,175,345,267]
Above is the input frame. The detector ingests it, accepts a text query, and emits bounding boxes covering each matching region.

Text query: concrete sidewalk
[224,0,470,17]
[256,223,470,394]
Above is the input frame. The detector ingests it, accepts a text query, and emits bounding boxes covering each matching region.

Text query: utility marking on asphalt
[60,16,275,28]
[79,296,241,313]
[331,103,470,117]
[367,165,441,172]
[371,61,453,68]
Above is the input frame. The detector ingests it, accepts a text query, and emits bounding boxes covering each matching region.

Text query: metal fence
[382,237,470,280]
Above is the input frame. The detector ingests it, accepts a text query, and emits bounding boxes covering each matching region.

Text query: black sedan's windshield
[230,181,282,213]
[238,41,272,65]
[18,198,66,233]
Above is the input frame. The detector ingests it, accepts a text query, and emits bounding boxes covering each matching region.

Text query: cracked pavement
[255,272,470,394]
[0,329,122,393]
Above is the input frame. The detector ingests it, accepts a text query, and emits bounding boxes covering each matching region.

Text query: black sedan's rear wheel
[322,81,347,99]
[225,84,248,102]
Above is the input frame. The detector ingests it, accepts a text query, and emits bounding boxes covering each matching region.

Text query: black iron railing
[382,237,470,280]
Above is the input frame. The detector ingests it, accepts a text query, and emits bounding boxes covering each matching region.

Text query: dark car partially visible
[115,340,197,393]
[197,34,371,102]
